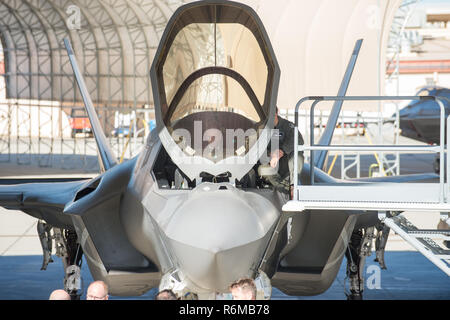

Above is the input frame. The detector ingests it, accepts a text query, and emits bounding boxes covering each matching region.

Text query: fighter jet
[399,87,450,145]
[0,0,438,300]
[397,87,450,173]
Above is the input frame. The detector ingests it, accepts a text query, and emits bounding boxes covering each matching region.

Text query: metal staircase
[285,95,450,276]
[381,213,450,276]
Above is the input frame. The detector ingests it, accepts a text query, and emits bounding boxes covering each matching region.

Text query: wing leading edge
[0,180,88,229]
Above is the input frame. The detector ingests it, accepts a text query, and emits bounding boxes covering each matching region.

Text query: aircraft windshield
[162,22,268,127]
[169,74,261,123]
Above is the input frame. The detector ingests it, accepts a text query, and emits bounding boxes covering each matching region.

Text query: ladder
[381,213,450,276]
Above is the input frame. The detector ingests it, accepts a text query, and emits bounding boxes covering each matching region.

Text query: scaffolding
[283,108,399,180]
[386,0,421,85]
[285,95,450,276]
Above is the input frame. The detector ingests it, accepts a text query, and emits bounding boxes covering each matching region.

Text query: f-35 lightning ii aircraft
[399,87,450,146]
[397,87,450,173]
[0,0,437,300]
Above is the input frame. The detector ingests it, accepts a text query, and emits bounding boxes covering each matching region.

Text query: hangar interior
[0,0,189,170]
[0,0,449,299]
[0,0,420,176]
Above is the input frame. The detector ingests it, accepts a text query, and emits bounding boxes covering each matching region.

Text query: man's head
[229,278,257,300]
[155,289,178,300]
[86,281,109,300]
[49,289,71,300]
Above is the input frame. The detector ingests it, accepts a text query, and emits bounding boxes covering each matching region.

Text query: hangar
[0,0,400,168]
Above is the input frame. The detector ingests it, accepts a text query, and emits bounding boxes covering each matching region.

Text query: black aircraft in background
[397,86,450,173]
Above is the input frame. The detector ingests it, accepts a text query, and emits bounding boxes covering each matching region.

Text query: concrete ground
[0,249,448,300]
[0,151,449,300]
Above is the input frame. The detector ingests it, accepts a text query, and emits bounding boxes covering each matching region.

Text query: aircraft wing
[0,177,91,185]
[0,179,89,229]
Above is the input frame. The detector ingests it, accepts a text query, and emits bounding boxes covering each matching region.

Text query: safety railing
[293,108,400,178]
[293,96,450,203]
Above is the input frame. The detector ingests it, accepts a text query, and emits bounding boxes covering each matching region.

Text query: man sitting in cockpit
[259,107,304,199]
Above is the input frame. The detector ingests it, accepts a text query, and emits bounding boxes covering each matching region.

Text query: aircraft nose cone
[164,184,278,292]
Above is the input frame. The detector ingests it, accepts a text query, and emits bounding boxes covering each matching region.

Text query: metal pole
[302,145,440,152]
[447,113,450,203]
[293,97,311,201]
[437,99,445,203]
[340,110,345,179]
[310,100,321,185]
[293,122,298,201]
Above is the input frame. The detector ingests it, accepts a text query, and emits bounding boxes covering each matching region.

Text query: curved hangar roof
[246,0,402,111]
[0,0,182,105]
[0,0,401,111]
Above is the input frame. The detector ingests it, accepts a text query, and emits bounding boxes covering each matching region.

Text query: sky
[420,0,449,3]
[416,0,450,9]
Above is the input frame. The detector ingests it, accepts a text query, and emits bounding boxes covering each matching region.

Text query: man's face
[86,285,108,300]
[230,287,254,300]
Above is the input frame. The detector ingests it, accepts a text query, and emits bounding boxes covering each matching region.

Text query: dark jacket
[272,116,304,156]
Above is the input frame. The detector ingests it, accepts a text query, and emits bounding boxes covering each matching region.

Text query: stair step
[383,215,450,276]
[407,229,450,240]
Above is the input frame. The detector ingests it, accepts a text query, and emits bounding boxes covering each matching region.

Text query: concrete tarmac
[0,251,448,300]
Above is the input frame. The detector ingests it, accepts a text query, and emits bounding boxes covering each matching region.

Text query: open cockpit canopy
[150,0,280,180]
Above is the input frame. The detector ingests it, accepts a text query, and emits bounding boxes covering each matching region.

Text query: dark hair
[155,289,178,300]
[229,278,257,298]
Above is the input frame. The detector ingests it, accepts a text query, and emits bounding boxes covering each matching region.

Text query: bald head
[87,281,109,300]
[49,289,71,300]
[156,289,178,300]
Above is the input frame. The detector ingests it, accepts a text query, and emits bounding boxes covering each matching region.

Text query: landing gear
[37,221,84,300]
[345,227,375,300]
[58,229,84,300]
[37,221,54,270]
[434,154,440,174]
[374,222,390,270]
[438,214,450,249]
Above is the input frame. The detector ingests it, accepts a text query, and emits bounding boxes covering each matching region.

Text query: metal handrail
[293,96,450,203]
[304,145,441,152]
